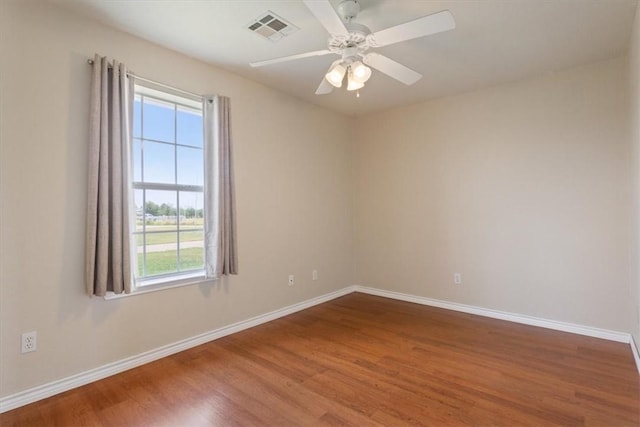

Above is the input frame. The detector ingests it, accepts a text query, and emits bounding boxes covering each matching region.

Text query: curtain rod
[87,58,203,100]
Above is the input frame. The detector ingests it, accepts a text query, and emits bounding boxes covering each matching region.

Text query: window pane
[144,243,178,276]
[133,138,142,182]
[144,231,178,247]
[177,146,203,186]
[177,107,203,147]
[144,190,178,228]
[179,191,204,230]
[143,97,175,143]
[134,189,144,232]
[137,253,144,278]
[143,141,175,184]
[179,230,204,271]
[133,96,142,138]
[131,86,206,284]
[140,231,182,278]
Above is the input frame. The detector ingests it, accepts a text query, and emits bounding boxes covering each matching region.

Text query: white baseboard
[0,286,356,414]
[2,284,637,413]
[354,285,631,343]
[631,335,640,375]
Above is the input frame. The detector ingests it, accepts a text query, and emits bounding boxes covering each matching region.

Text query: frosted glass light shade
[350,61,371,84]
[347,74,365,91]
[325,63,346,88]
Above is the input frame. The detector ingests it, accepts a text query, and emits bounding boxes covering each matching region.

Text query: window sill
[104,271,211,300]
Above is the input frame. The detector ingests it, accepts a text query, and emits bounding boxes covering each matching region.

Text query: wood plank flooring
[2,293,639,426]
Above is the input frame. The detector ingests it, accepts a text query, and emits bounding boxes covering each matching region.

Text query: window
[86,56,236,297]
[132,84,205,287]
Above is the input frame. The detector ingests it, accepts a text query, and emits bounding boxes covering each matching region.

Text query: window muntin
[132,85,204,286]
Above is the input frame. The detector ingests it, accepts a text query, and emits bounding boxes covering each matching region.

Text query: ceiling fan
[249,0,456,96]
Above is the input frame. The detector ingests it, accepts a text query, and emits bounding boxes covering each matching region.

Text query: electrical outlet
[288,275,294,286]
[454,273,462,285]
[312,270,318,281]
[21,331,37,354]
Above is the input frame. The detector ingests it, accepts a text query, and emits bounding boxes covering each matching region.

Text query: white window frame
[130,83,207,292]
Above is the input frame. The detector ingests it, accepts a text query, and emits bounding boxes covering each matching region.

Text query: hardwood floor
[2,293,639,426]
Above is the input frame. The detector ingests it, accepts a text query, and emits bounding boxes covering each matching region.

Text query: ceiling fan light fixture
[347,72,365,91]
[350,61,371,84]
[325,63,346,87]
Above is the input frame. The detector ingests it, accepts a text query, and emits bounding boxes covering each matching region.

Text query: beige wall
[631,4,640,344]
[0,0,354,397]
[354,57,633,333]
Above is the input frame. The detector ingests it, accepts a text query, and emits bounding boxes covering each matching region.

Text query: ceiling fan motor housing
[328,22,372,57]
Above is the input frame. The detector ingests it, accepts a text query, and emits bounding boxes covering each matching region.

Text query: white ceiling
[53,0,638,115]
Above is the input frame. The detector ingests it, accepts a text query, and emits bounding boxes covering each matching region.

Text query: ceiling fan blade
[362,53,422,85]
[250,49,333,67]
[315,77,334,95]
[303,0,349,37]
[370,10,455,47]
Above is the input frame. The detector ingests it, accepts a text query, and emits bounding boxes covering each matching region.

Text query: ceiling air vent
[246,11,299,42]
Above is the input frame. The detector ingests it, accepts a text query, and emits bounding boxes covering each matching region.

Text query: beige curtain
[85,54,134,296]
[204,95,238,278]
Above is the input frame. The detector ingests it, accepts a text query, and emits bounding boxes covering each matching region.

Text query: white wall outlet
[288,275,294,286]
[454,273,462,285]
[21,331,37,353]
[312,270,318,281]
